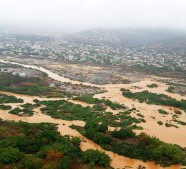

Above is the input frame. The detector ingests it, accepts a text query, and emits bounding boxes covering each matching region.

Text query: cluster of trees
[37,99,145,131]
[9,103,37,116]
[74,119,186,167]
[0,119,111,169]
[121,89,186,111]
[0,93,23,104]
[73,95,125,110]
[0,72,66,97]
[36,99,109,122]
[0,104,11,110]
[116,111,146,128]
[82,149,111,167]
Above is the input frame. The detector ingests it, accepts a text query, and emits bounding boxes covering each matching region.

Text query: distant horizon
[1,24,186,36]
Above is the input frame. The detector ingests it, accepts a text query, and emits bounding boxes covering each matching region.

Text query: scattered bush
[158,109,169,115]
[147,84,158,88]
[157,121,163,125]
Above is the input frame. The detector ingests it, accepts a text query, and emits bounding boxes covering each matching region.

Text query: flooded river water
[0,59,185,169]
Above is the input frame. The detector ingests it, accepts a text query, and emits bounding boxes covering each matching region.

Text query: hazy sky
[0,0,186,33]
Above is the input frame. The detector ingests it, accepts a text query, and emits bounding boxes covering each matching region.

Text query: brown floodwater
[0,108,181,169]
[0,59,185,169]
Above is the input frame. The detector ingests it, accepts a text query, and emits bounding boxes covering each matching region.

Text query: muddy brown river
[0,59,185,169]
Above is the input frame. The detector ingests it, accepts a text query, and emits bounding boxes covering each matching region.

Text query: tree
[71,136,82,146]
[82,149,111,167]
[98,123,108,133]
[20,156,43,169]
[152,144,183,165]
[45,150,64,162]
[61,156,72,169]
[0,147,22,164]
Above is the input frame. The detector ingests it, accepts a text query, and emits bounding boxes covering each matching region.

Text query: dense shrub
[98,123,108,133]
[20,156,43,169]
[75,120,186,166]
[121,89,186,111]
[111,128,135,139]
[82,149,111,167]
[61,156,72,169]
[0,120,89,168]
[0,104,11,110]
[73,95,125,110]
[0,94,23,104]
[0,147,22,164]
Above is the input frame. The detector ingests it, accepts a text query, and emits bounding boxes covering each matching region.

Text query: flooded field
[0,59,185,169]
[0,99,181,169]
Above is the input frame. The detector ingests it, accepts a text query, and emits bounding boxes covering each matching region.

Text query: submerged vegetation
[0,104,12,110]
[0,61,186,169]
[72,120,186,167]
[147,83,158,88]
[0,93,23,104]
[121,89,186,111]
[36,99,96,121]
[158,109,169,115]
[9,103,37,116]
[73,95,125,110]
[34,99,145,130]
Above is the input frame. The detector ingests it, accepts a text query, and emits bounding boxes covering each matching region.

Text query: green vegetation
[0,72,67,97]
[38,98,145,129]
[98,123,108,133]
[136,113,144,118]
[73,120,186,167]
[35,99,126,124]
[167,82,186,88]
[157,121,163,125]
[175,110,182,115]
[147,83,158,88]
[37,100,95,121]
[82,149,111,167]
[0,104,11,110]
[111,128,135,139]
[0,94,23,104]
[172,114,179,118]
[131,64,172,75]
[0,70,185,168]
[158,109,169,115]
[165,123,178,128]
[166,86,175,93]
[9,103,38,116]
[116,111,145,128]
[0,119,111,168]
[73,95,125,110]
[121,89,186,111]
[0,146,23,164]
[173,119,186,126]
